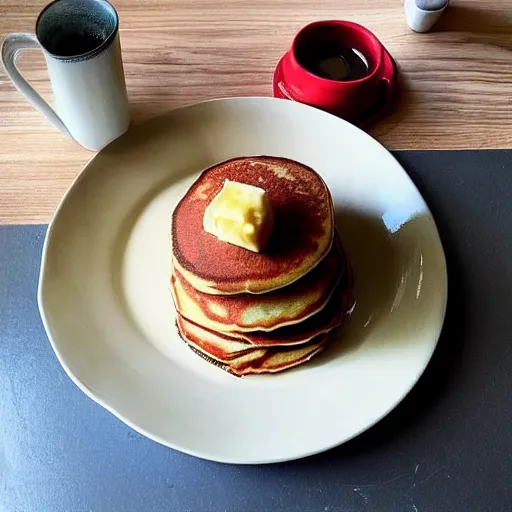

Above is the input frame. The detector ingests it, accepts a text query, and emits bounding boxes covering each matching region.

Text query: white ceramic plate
[38,97,447,464]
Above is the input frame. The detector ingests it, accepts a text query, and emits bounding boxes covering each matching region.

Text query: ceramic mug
[273,21,397,123]
[1,0,130,151]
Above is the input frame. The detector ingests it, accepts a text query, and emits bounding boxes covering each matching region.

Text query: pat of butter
[203,180,274,252]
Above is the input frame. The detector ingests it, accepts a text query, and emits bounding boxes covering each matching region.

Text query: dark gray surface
[1,150,511,512]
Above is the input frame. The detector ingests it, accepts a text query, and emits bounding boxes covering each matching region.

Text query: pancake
[171,156,334,295]
[175,265,354,348]
[188,337,327,377]
[170,235,344,333]
[178,317,329,376]
[226,265,354,346]
[176,314,262,361]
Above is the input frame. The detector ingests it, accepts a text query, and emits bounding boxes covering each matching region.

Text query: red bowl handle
[357,48,398,128]
[377,47,398,99]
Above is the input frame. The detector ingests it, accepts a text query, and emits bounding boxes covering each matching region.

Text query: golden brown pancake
[175,265,354,348]
[171,156,334,295]
[225,266,354,345]
[174,260,354,375]
[177,316,329,377]
[176,315,261,361]
[189,338,327,377]
[170,235,344,333]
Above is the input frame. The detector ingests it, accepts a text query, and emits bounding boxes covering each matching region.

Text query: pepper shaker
[404,0,449,33]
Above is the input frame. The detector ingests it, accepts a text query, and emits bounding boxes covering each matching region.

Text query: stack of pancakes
[170,156,354,376]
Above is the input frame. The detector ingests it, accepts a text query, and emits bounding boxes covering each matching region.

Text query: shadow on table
[280,177,467,468]
[433,4,512,43]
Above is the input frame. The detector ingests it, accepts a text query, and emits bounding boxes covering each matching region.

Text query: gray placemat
[1,150,511,512]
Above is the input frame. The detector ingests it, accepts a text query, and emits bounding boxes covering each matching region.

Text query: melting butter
[203,180,274,252]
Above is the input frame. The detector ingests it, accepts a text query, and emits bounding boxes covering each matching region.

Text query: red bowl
[273,20,398,125]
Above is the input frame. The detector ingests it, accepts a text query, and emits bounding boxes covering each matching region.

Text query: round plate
[38,97,447,464]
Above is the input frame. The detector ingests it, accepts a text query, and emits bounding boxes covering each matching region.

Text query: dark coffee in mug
[296,44,369,82]
[36,0,118,58]
[44,31,105,57]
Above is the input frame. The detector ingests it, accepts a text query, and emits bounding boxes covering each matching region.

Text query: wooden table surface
[1,0,511,224]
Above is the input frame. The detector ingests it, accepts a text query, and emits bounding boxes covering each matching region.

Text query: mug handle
[1,33,71,138]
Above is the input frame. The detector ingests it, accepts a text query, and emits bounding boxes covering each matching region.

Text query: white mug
[1,0,130,151]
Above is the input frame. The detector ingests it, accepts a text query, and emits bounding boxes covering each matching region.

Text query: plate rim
[37,96,448,464]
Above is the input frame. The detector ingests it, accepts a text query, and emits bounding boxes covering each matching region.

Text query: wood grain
[1,0,512,223]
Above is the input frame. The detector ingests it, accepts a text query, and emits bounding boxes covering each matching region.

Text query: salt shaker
[404,0,449,33]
